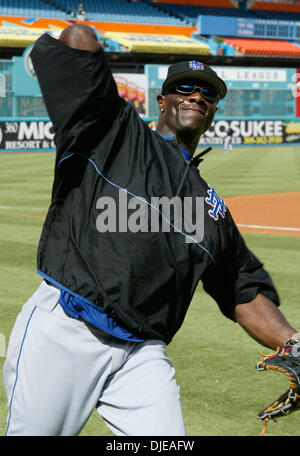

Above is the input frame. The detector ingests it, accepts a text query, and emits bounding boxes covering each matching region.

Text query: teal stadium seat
[54,0,185,24]
[0,0,190,25]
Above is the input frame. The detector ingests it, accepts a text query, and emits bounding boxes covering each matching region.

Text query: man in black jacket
[3,25,298,436]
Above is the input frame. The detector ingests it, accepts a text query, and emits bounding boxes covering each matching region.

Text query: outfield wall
[1,45,300,151]
[1,117,300,153]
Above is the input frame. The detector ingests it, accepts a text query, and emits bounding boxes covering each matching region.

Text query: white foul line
[0,205,45,211]
[237,223,300,232]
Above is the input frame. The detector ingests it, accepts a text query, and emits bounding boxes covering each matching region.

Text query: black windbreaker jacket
[30,33,279,344]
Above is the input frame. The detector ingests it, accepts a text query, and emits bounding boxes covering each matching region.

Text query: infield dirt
[225,192,300,237]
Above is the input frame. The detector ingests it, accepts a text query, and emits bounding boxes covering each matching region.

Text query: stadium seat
[250,1,300,15]
[151,0,237,6]
[224,37,300,56]
[152,2,261,25]
[0,0,71,19]
[52,0,187,25]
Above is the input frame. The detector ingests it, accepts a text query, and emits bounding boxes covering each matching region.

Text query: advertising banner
[198,119,300,146]
[146,63,295,91]
[283,119,300,144]
[1,118,300,153]
[0,120,55,152]
[113,73,148,118]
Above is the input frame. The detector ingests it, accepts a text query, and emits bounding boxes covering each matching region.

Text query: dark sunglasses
[166,83,220,103]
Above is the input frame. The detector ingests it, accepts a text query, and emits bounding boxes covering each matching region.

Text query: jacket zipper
[175,146,212,196]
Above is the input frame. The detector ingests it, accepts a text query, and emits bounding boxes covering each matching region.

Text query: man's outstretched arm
[235,293,298,350]
[31,24,121,160]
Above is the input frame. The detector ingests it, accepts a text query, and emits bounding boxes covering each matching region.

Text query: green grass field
[0,145,300,436]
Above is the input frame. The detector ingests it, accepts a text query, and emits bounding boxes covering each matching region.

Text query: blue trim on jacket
[37,270,145,342]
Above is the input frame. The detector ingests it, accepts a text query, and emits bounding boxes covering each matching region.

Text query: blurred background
[0,0,300,150]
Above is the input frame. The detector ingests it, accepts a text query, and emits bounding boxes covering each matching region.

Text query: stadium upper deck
[0,0,300,59]
[0,0,186,25]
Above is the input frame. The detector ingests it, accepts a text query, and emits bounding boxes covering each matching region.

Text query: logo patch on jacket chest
[205,185,227,221]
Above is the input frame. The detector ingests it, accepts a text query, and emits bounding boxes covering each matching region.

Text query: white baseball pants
[3,281,186,436]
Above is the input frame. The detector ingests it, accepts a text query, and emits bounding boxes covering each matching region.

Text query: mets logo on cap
[189,61,204,71]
